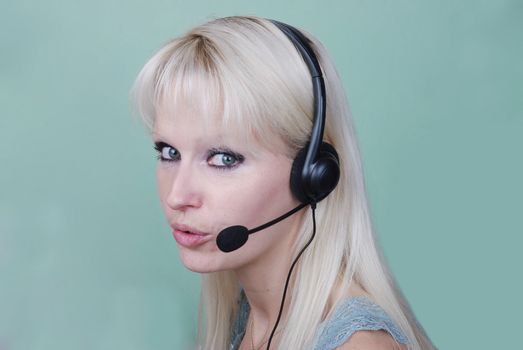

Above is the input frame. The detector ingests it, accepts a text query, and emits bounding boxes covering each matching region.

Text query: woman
[132,16,435,350]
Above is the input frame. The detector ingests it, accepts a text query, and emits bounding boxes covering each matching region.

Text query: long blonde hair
[132,16,435,350]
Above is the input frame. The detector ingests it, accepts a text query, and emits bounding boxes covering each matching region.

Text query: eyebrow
[151,130,162,138]
[151,131,173,143]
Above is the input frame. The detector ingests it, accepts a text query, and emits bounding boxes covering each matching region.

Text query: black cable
[266,202,317,350]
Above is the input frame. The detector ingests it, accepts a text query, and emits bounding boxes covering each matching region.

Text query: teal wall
[1,1,521,349]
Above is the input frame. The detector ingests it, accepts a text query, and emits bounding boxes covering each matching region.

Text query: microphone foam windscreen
[216,225,249,253]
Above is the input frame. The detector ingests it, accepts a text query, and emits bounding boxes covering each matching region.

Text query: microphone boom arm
[248,203,308,235]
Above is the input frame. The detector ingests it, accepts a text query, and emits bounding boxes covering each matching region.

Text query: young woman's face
[153,103,303,273]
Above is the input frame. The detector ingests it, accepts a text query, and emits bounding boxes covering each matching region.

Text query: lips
[174,223,209,235]
[170,223,212,248]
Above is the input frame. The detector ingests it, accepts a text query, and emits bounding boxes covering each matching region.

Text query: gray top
[230,292,409,349]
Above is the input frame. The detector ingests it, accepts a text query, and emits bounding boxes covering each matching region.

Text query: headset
[270,19,340,205]
[215,20,341,254]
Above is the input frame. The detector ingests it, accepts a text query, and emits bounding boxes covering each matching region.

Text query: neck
[234,206,307,349]
[234,215,304,347]
[235,241,294,330]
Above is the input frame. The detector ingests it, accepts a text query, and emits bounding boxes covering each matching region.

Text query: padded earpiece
[290,142,340,204]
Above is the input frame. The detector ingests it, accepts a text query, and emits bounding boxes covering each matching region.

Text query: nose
[161,162,203,211]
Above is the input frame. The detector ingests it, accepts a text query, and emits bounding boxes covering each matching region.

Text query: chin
[178,250,223,273]
[182,262,219,274]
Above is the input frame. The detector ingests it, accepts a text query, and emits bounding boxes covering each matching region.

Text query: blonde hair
[132,16,435,350]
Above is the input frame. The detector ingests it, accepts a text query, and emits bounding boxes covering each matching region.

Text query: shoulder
[313,296,409,350]
[335,329,408,350]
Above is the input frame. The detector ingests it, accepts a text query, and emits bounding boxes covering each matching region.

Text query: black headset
[270,20,340,205]
[215,20,341,254]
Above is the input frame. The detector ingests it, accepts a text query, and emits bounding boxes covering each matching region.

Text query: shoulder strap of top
[230,290,250,350]
[313,296,409,349]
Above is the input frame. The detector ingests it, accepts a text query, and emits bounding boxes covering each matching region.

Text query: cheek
[221,164,296,227]
[156,168,172,206]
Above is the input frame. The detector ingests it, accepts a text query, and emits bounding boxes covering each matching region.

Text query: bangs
[132,33,292,155]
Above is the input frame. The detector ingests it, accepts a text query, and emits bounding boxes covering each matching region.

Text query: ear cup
[309,142,340,201]
[290,142,340,203]
[290,146,309,203]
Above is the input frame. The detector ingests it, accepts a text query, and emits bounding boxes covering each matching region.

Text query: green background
[1,0,521,349]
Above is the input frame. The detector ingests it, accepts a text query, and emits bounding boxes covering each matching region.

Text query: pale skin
[153,102,406,350]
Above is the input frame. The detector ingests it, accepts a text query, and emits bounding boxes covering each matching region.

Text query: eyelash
[153,142,244,170]
[154,142,178,162]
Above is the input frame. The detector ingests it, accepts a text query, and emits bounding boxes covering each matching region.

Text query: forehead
[152,98,289,156]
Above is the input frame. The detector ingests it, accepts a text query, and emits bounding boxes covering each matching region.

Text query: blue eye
[207,148,244,169]
[208,153,237,167]
[154,142,180,162]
